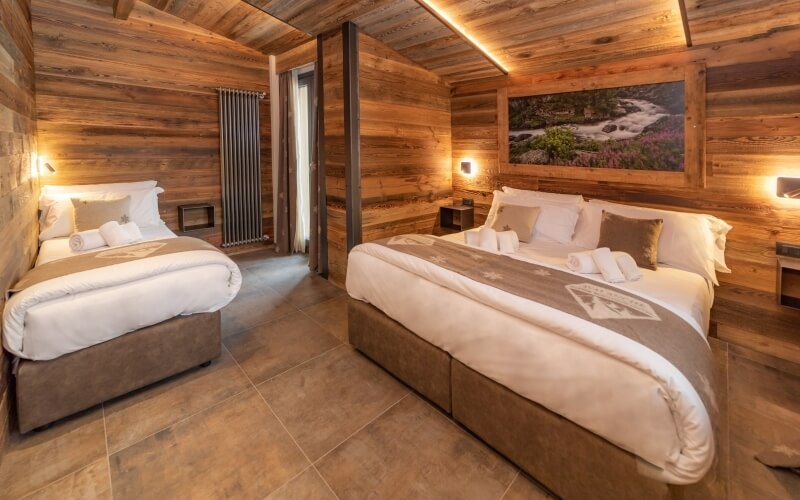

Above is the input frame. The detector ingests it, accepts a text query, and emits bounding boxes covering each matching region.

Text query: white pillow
[575,199,719,284]
[706,216,732,273]
[40,181,158,211]
[501,186,584,204]
[39,187,164,241]
[485,190,581,244]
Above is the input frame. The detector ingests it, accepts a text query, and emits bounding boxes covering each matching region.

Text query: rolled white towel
[496,230,519,254]
[591,247,625,283]
[464,230,480,247]
[614,252,642,281]
[68,229,106,252]
[567,251,599,274]
[99,221,142,247]
[121,221,143,243]
[477,226,498,252]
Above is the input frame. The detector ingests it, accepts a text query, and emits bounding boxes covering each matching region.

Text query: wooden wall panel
[321,31,347,285]
[359,33,453,244]
[31,0,272,246]
[275,39,317,74]
[451,33,800,361]
[0,0,39,458]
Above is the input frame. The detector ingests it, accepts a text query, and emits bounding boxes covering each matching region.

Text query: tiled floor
[0,250,798,499]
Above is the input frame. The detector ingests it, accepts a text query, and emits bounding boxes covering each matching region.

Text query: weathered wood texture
[432,0,687,76]
[31,0,272,246]
[321,31,347,285]
[142,0,311,55]
[246,0,395,36]
[0,0,39,459]
[358,33,453,245]
[452,32,800,361]
[354,0,504,84]
[685,0,800,46]
[275,39,316,74]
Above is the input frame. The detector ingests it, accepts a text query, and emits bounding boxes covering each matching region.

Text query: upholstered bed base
[348,298,724,500]
[15,311,221,433]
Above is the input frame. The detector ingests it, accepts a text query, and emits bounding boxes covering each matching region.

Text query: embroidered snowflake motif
[120,214,130,224]
[696,372,718,412]
[503,225,512,231]
[429,255,447,265]
[482,271,503,281]
[533,269,551,277]
[773,445,800,457]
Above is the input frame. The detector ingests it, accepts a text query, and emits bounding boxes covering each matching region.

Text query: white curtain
[291,71,311,253]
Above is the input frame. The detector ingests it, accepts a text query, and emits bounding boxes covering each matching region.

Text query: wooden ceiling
[133,0,800,84]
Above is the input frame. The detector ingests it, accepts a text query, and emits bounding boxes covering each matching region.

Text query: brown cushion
[597,210,663,270]
[72,196,132,231]
[490,204,541,243]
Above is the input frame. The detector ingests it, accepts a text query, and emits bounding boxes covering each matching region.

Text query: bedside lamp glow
[777,177,800,199]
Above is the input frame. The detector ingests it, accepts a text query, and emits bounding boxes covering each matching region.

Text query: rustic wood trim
[342,21,362,251]
[112,0,136,20]
[677,0,693,48]
[413,0,508,76]
[500,66,704,188]
[316,34,328,278]
[684,63,707,187]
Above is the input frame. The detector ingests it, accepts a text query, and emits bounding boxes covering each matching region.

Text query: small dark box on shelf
[178,203,215,232]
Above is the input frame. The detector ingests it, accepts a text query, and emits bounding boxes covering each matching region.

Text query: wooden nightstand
[778,255,800,309]
[439,205,474,232]
[178,203,215,232]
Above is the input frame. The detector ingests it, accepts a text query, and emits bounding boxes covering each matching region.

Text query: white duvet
[4,226,241,361]
[346,234,715,484]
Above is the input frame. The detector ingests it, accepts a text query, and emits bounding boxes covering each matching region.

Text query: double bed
[3,182,241,432]
[346,190,727,499]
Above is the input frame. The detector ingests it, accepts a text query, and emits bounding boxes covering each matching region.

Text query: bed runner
[373,234,719,421]
[8,237,219,297]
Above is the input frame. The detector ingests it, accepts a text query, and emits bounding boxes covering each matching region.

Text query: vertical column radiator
[218,88,265,247]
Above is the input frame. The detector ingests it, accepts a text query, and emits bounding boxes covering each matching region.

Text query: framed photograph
[508,82,685,171]
[499,65,706,187]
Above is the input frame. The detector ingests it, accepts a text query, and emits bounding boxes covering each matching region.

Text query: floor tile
[265,466,337,500]
[264,270,345,309]
[225,312,341,384]
[109,389,308,500]
[0,407,106,500]
[221,286,298,338]
[303,295,349,343]
[503,473,553,500]
[103,349,251,453]
[258,346,408,461]
[316,395,516,500]
[21,459,112,500]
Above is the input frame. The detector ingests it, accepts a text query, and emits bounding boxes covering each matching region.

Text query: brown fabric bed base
[15,311,221,433]
[348,298,725,500]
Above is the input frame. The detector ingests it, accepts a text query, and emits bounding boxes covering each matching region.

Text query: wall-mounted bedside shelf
[178,203,215,232]
[440,205,474,232]
[778,255,800,309]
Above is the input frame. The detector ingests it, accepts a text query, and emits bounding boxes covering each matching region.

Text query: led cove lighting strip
[417,0,509,74]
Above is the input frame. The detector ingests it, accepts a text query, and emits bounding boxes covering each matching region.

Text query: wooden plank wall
[358,34,452,244]
[275,39,317,74]
[452,31,800,362]
[0,0,39,456]
[321,30,347,284]
[31,0,272,246]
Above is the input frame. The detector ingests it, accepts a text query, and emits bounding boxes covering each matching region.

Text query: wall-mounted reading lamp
[777,177,800,199]
[460,161,472,175]
[43,162,56,174]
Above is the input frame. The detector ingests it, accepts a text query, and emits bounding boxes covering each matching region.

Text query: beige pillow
[490,203,541,243]
[597,210,663,270]
[72,196,132,231]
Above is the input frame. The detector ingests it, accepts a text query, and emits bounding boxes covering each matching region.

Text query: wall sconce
[777,177,800,199]
[37,156,56,175]
[460,161,472,175]
[43,162,56,174]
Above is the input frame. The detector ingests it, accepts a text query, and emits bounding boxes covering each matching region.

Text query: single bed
[346,191,728,499]
[3,182,241,432]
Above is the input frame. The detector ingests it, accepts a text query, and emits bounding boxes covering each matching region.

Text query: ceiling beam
[414,0,508,75]
[677,0,693,47]
[113,0,136,20]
